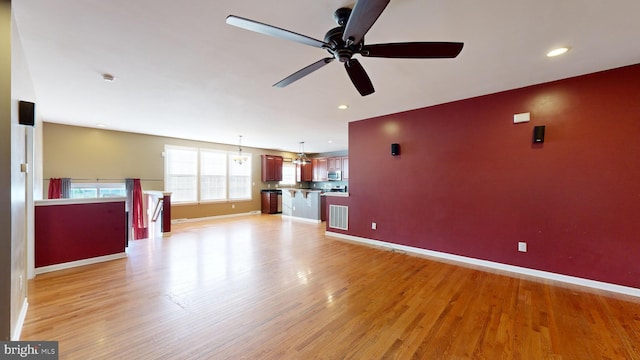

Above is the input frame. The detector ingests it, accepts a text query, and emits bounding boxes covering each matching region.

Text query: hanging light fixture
[294,141,310,165]
[232,135,249,165]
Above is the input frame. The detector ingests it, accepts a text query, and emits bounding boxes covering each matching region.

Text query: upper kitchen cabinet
[296,162,313,182]
[261,155,283,181]
[341,157,349,180]
[327,157,342,172]
[312,158,328,182]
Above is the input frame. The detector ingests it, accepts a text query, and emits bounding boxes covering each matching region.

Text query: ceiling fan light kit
[226,0,463,96]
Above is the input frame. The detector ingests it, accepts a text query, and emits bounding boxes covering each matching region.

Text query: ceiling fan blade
[342,0,390,45]
[344,59,375,96]
[226,15,329,49]
[361,42,464,58]
[273,58,335,88]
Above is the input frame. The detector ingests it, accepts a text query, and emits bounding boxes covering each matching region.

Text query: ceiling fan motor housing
[324,26,363,62]
[333,7,352,26]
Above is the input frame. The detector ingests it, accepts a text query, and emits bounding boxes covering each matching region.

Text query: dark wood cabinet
[310,156,348,182]
[341,156,349,180]
[327,157,342,172]
[261,191,279,214]
[261,155,283,181]
[312,158,328,181]
[296,162,313,182]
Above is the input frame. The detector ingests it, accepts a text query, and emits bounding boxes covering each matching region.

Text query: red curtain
[132,179,148,240]
[48,178,62,199]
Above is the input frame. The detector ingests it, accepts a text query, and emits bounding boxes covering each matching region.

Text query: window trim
[164,144,253,205]
[69,182,126,199]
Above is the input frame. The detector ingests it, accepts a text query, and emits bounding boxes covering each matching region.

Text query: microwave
[328,170,342,181]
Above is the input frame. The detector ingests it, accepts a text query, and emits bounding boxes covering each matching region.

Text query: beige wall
[0,0,13,341]
[3,0,31,341]
[43,122,297,220]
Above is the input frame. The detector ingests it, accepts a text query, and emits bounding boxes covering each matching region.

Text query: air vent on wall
[329,205,349,230]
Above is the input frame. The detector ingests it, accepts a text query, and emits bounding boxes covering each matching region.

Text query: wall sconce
[391,143,400,156]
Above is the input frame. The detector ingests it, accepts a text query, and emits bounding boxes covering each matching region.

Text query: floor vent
[328,205,348,230]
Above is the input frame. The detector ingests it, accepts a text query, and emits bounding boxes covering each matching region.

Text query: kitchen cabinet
[296,162,313,182]
[312,158,328,181]
[327,157,342,172]
[341,156,349,180]
[261,190,281,214]
[261,155,283,181]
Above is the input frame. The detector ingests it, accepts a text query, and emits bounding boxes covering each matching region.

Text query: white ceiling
[12,0,640,153]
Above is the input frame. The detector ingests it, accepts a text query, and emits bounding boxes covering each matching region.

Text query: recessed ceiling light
[337,104,348,110]
[547,47,569,57]
[102,73,115,82]
[96,123,106,127]
[328,140,333,143]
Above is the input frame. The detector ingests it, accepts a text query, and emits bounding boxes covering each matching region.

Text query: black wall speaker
[391,143,400,156]
[533,125,545,143]
[19,101,35,126]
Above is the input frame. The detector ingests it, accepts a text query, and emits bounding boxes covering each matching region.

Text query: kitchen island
[281,188,323,222]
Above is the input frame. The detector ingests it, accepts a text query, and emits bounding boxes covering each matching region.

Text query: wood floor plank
[21,215,640,359]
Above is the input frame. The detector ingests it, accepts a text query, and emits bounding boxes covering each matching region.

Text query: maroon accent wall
[343,63,640,288]
[35,201,126,267]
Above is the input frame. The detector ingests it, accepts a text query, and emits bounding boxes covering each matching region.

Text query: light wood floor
[22,215,640,359]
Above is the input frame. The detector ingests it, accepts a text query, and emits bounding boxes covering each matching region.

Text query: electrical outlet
[232,204,235,209]
[518,242,527,252]
[372,222,377,230]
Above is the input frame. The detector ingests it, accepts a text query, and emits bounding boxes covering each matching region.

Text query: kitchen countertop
[321,192,349,197]
[280,188,322,193]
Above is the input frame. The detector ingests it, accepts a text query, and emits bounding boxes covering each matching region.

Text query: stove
[329,185,347,193]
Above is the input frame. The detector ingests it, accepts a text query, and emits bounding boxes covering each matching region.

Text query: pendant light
[294,141,310,165]
[232,135,249,165]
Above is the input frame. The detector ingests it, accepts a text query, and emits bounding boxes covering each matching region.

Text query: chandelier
[232,135,249,165]
[293,141,310,165]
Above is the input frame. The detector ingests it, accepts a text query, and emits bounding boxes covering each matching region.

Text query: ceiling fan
[226,0,463,96]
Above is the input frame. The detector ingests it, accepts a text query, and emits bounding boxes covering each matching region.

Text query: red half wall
[35,200,126,267]
[345,64,640,288]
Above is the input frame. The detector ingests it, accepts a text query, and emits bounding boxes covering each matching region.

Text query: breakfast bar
[280,188,323,222]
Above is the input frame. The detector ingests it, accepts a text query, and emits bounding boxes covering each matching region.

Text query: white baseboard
[12,298,28,340]
[326,231,640,298]
[35,252,127,275]
[171,211,261,224]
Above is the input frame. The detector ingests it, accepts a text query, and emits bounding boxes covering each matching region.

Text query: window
[200,149,227,201]
[70,183,126,199]
[280,159,296,186]
[165,146,198,203]
[165,145,252,204]
[229,154,252,200]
